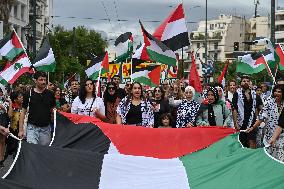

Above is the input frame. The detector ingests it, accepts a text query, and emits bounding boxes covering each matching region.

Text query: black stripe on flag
[162,32,190,51]
[139,20,172,52]
[6,142,104,189]
[33,37,51,64]
[86,53,106,69]
[114,32,132,46]
[51,112,111,153]
[0,32,12,49]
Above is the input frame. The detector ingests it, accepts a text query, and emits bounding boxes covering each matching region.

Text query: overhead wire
[113,0,123,33]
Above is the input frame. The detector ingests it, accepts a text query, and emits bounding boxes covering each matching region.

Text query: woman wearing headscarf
[103,82,121,124]
[176,86,200,128]
[196,87,231,127]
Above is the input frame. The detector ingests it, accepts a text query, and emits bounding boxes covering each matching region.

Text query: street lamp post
[271,0,275,45]
[205,0,208,67]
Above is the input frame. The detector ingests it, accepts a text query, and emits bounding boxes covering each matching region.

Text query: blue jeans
[26,123,51,146]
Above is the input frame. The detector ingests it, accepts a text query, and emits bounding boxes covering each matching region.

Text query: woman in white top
[71,79,106,121]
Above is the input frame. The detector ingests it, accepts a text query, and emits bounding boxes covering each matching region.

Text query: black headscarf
[207,87,219,126]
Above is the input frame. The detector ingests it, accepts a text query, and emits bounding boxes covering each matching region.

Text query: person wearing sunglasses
[103,82,121,124]
[150,86,170,128]
[71,78,105,121]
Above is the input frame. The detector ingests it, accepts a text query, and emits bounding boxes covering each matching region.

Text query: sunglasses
[85,83,93,86]
[108,87,116,90]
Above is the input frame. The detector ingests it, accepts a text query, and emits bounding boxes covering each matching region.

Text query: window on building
[14,5,18,18]
[196,53,200,58]
[21,5,25,21]
[210,24,214,30]
[202,53,206,58]
[197,43,200,48]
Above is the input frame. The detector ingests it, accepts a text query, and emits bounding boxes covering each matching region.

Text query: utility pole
[254,0,259,18]
[271,0,276,45]
[32,0,37,56]
[72,27,76,57]
[205,0,208,83]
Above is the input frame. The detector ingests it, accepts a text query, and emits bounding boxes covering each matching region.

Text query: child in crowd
[159,113,173,128]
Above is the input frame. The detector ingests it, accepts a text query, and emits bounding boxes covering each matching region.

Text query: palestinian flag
[0,31,24,61]
[131,64,161,87]
[132,43,150,63]
[114,32,133,63]
[236,50,275,74]
[275,44,284,70]
[85,52,109,80]
[0,53,33,85]
[140,20,177,66]
[153,3,189,51]
[33,37,56,72]
[2,112,284,189]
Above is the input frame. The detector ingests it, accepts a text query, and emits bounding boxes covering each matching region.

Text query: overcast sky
[52,0,284,47]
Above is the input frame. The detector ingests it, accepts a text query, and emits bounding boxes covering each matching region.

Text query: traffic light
[234,42,239,51]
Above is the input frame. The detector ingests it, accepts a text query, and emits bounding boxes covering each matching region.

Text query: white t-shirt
[71,96,105,117]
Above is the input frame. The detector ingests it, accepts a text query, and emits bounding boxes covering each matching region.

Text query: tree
[48,25,108,84]
[0,0,15,33]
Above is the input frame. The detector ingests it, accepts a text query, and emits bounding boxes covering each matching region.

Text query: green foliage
[48,25,108,83]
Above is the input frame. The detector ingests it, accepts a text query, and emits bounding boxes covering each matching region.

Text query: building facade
[8,0,29,47]
[276,9,284,44]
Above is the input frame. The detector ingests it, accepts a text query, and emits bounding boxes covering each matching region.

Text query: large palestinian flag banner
[1,112,284,189]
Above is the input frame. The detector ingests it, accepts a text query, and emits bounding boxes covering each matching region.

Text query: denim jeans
[26,123,51,146]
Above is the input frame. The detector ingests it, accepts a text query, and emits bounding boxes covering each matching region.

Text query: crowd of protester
[0,71,284,167]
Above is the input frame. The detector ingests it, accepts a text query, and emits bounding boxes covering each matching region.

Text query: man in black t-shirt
[112,75,126,99]
[18,71,56,145]
[232,75,263,148]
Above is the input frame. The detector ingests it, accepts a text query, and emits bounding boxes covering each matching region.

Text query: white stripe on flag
[161,18,187,41]
[0,57,31,82]
[132,43,145,59]
[99,154,189,189]
[115,40,129,57]
[0,40,13,56]
[33,49,55,67]
[85,61,102,77]
[131,70,148,80]
[148,39,176,58]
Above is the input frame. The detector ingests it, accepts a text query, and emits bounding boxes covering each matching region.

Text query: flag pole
[96,68,102,97]
[130,58,133,83]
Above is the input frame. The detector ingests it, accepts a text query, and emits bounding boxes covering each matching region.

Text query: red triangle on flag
[11,31,23,49]
[148,66,161,86]
[101,52,109,71]
[276,44,284,67]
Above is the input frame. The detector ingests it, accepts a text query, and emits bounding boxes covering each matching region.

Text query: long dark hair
[79,78,96,104]
[153,86,165,100]
[103,82,117,103]
[125,82,146,107]
[272,84,284,99]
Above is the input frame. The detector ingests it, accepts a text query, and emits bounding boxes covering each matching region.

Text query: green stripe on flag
[35,62,56,72]
[133,76,157,87]
[236,61,265,74]
[147,48,176,66]
[180,133,284,189]
[5,48,23,61]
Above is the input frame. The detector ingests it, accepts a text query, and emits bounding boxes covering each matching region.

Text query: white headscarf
[185,86,195,97]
